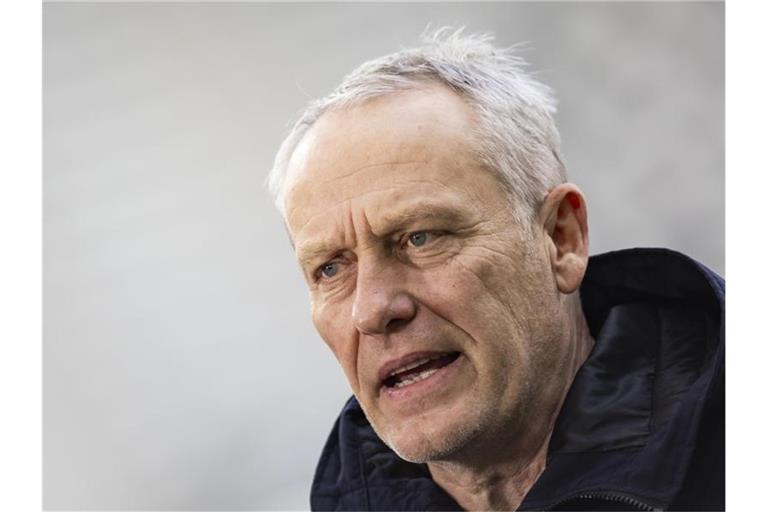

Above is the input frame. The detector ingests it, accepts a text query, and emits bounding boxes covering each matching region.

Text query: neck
[428,432,550,510]
[428,296,594,511]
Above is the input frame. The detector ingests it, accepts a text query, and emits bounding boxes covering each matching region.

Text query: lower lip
[380,353,465,405]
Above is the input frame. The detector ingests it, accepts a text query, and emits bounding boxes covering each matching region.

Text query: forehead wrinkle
[345,201,360,252]
[311,159,430,185]
[290,183,433,235]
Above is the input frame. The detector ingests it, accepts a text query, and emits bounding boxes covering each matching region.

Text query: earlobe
[540,184,590,294]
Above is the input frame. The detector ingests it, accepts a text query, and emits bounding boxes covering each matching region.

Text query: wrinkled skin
[284,84,591,509]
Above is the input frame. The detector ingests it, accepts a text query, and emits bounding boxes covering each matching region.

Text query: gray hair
[267,27,566,225]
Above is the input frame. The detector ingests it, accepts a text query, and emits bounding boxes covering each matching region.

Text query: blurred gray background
[43,2,724,509]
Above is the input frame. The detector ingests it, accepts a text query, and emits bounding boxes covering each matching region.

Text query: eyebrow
[376,202,468,232]
[296,202,472,267]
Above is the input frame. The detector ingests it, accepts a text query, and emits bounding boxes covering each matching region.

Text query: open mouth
[382,352,461,389]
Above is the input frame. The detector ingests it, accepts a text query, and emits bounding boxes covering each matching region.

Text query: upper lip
[377,350,458,385]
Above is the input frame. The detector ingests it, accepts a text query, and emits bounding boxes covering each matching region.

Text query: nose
[352,260,417,335]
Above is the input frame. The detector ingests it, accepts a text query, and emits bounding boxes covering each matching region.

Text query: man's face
[284,85,568,462]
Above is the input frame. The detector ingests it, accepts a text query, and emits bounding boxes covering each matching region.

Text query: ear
[539,184,589,294]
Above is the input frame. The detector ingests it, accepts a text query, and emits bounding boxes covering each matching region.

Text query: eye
[407,231,432,247]
[319,261,340,279]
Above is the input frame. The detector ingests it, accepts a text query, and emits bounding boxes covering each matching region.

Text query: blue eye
[320,262,339,278]
[408,232,429,247]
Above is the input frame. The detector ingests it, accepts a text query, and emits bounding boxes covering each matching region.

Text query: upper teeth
[393,368,439,388]
[387,354,446,378]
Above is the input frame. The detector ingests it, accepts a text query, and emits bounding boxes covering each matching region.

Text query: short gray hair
[267,27,566,225]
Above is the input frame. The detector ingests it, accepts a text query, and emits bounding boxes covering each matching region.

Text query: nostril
[386,317,412,333]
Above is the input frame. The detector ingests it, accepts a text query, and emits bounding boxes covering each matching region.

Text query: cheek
[415,247,546,363]
[312,298,361,391]
[419,251,521,329]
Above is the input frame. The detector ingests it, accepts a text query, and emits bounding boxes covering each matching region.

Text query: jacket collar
[311,248,724,511]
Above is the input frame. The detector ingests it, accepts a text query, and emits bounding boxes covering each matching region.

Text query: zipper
[544,491,660,511]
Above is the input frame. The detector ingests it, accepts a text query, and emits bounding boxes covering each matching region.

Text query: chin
[375,413,486,464]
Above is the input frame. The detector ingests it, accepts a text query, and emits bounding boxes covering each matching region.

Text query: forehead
[284,84,505,237]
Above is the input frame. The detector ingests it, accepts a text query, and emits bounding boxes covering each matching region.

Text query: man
[267,29,724,511]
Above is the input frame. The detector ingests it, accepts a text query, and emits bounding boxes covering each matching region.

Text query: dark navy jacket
[310,249,725,511]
